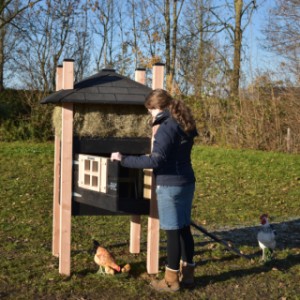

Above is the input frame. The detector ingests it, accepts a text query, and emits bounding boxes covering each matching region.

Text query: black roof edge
[101,68,116,72]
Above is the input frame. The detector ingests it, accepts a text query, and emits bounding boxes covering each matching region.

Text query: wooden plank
[152,63,164,91]
[52,65,63,257]
[147,124,160,274]
[62,59,74,89]
[130,215,141,254]
[52,135,61,257]
[56,65,63,91]
[59,59,74,276]
[147,63,164,274]
[100,157,108,193]
[135,68,146,85]
[129,68,147,254]
[59,103,73,276]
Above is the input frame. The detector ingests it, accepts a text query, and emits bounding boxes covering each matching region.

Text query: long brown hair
[145,89,196,133]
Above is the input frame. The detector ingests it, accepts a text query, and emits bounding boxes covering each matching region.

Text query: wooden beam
[135,68,146,85]
[129,68,147,254]
[56,65,63,91]
[152,63,164,91]
[62,59,74,89]
[130,215,141,253]
[52,135,61,257]
[59,59,74,276]
[59,103,73,276]
[147,63,165,274]
[52,65,63,257]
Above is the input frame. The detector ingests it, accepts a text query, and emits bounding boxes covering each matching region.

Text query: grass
[192,146,300,226]
[0,142,299,299]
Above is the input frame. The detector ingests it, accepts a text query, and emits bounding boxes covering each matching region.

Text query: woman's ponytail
[168,99,196,133]
[145,89,196,133]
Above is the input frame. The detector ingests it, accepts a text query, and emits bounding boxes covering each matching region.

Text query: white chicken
[257,214,276,262]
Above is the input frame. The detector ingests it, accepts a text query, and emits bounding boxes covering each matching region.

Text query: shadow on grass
[194,218,300,250]
[194,253,300,288]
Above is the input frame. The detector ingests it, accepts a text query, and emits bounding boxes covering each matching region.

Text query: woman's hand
[110,152,122,161]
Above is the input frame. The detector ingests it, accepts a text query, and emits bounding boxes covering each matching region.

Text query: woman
[111,89,198,292]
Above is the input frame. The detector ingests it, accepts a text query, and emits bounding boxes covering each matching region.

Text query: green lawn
[0,142,299,299]
[192,146,300,226]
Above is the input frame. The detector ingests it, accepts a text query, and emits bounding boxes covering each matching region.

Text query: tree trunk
[196,0,205,99]
[170,0,178,93]
[164,0,171,77]
[231,0,243,98]
[0,7,4,92]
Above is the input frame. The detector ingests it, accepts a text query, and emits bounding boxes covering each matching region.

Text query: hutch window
[78,154,108,193]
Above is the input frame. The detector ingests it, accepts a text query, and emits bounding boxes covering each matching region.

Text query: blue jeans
[156,183,195,230]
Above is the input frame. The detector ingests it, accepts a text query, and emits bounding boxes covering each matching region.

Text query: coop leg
[130,215,141,254]
[52,134,61,257]
[59,102,73,276]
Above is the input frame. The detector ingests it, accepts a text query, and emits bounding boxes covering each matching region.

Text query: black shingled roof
[40,68,152,105]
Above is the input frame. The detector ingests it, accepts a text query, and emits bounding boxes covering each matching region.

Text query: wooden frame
[52,62,164,276]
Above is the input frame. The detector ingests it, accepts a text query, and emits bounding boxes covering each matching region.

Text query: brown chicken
[93,240,121,275]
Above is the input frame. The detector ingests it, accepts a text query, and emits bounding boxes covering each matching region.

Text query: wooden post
[135,68,147,85]
[129,68,147,254]
[59,59,74,276]
[287,127,291,152]
[147,63,165,274]
[130,215,141,253]
[52,65,63,257]
[56,65,63,91]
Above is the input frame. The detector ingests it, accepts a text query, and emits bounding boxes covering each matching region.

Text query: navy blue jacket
[121,110,198,186]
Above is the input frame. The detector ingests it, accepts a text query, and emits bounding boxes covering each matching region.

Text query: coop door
[78,154,108,193]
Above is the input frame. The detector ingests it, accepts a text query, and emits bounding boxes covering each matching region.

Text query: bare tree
[88,0,119,70]
[127,0,140,68]
[163,0,185,91]
[72,2,92,82]
[263,0,300,83]
[209,0,257,98]
[0,0,41,29]
[13,0,83,91]
[178,0,216,96]
[136,0,185,91]
[0,0,41,91]
[125,0,163,70]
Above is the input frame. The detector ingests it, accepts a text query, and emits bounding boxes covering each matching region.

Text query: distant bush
[184,84,300,153]
[1,86,299,153]
[0,89,53,141]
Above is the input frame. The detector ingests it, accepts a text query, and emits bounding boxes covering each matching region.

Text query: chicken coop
[44,66,153,216]
[41,59,165,276]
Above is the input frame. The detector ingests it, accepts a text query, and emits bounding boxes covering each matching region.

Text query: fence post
[287,127,291,152]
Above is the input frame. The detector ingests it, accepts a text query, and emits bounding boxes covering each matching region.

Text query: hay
[52,105,62,136]
[52,104,151,138]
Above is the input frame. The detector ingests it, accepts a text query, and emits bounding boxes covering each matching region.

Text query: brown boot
[179,261,196,289]
[151,267,180,292]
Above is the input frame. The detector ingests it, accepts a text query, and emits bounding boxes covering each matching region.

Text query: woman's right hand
[110,152,122,161]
